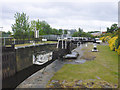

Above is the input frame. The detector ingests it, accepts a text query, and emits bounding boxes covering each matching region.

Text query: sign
[33,52,53,65]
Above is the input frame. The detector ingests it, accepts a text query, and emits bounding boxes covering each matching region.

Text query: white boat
[33,52,53,65]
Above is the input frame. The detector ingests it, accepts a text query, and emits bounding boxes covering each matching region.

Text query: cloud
[1,1,118,32]
[1,0,119,3]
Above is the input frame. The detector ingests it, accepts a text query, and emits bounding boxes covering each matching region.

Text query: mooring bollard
[92,44,98,52]
[56,39,59,49]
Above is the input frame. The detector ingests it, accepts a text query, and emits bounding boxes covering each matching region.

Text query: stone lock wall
[2,45,16,79]
[2,41,76,79]
[16,44,57,72]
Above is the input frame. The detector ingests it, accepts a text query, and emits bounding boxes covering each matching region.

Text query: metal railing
[1,37,42,46]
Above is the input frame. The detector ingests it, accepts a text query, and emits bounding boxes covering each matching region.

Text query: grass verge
[47,44,118,88]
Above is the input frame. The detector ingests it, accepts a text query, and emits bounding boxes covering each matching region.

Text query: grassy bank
[47,44,118,88]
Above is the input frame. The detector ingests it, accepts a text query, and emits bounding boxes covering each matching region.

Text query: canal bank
[16,43,86,88]
[3,40,76,89]
[2,43,58,89]
[47,43,118,88]
[16,59,64,88]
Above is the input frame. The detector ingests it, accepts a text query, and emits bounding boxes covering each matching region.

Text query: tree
[107,24,118,33]
[72,27,93,38]
[51,28,59,35]
[7,31,12,35]
[30,20,62,35]
[12,12,30,39]
[72,32,79,37]
[2,31,12,37]
[88,31,100,33]
[64,30,68,34]
[58,29,63,35]
[78,28,83,33]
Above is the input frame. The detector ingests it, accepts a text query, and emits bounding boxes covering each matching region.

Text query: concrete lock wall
[16,44,57,72]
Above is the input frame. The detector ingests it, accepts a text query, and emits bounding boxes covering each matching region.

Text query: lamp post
[62,29,64,49]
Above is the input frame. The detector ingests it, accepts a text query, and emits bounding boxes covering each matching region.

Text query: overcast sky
[0,0,119,32]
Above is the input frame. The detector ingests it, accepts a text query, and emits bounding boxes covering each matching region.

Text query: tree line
[11,12,68,39]
[72,28,94,38]
[3,12,95,39]
[101,23,118,38]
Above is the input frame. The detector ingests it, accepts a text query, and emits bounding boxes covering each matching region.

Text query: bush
[104,36,111,42]
[115,38,118,51]
[117,45,120,55]
[108,36,118,51]
[100,37,105,42]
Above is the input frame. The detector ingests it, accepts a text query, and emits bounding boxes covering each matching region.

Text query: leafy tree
[7,31,12,35]
[78,28,83,33]
[39,21,52,35]
[30,20,63,35]
[64,30,68,34]
[30,20,36,31]
[72,27,93,38]
[51,28,59,35]
[12,12,30,39]
[2,31,12,37]
[107,24,118,33]
[88,31,100,33]
[72,32,79,37]
[58,29,63,35]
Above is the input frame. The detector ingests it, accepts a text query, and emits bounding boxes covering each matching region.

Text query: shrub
[115,38,118,50]
[104,36,111,42]
[117,45,120,55]
[100,37,105,42]
[109,36,118,51]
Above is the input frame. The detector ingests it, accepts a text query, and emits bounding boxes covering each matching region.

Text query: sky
[0,0,119,32]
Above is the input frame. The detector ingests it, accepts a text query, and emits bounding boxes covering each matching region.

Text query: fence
[1,37,42,46]
[40,34,69,41]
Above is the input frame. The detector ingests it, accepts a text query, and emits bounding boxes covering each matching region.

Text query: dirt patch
[80,52,96,60]
[79,44,96,61]
[47,80,117,88]
[80,56,96,60]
